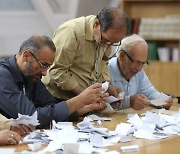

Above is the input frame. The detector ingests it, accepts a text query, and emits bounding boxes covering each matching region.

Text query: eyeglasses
[121,50,149,67]
[99,30,121,47]
[29,51,51,69]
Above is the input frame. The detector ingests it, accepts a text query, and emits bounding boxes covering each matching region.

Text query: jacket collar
[9,56,25,83]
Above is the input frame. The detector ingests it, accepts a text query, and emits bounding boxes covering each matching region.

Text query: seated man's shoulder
[0,60,13,78]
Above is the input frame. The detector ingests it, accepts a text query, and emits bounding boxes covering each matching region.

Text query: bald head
[118,34,148,56]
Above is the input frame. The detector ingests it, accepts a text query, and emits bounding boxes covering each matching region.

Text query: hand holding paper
[161,98,173,110]
[150,92,172,109]
[107,92,125,104]
[107,84,122,98]
[130,94,149,110]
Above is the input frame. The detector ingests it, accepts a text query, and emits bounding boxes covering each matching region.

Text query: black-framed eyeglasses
[29,51,51,69]
[99,30,121,47]
[121,49,149,67]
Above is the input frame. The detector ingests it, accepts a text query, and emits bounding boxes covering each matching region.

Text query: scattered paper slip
[101,103,115,113]
[119,135,133,143]
[107,92,125,104]
[102,81,109,94]
[0,148,15,154]
[121,145,139,152]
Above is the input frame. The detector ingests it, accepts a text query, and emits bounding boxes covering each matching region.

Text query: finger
[9,131,21,141]
[117,88,122,93]
[12,137,20,145]
[143,100,150,106]
[17,125,28,136]
[95,93,102,100]
[12,132,22,141]
[21,125,31,134]
[85,103,100,111]
[138,97,149,106]
[135,100,145,109]
[102,92,109,97]
[162,103,171,110]
[101,102,107,108]
[113,91,119,98]
[28,125,36,131]
[140,94,147,99]
[100,95,109,102]
[91,83,102,89]
[96,88,102,95]
[7,137,17,145]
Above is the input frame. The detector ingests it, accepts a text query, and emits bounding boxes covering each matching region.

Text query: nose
[135,64,143,71]
[41,69,48,76]
[104,44,111,49]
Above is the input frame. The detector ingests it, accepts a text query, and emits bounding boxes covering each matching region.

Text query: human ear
[93,19,100,29]
[119,52,125,61]
[22,50,30,62]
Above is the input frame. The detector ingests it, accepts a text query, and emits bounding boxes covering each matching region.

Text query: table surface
[1,101,180,154]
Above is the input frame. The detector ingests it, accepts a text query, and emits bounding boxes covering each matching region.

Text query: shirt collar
[109,57,127,83]
[9,56,25,83]
[85,15,96,41]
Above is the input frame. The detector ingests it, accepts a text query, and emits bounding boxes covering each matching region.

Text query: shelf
[145,38,180,41]
[121,0,180,18]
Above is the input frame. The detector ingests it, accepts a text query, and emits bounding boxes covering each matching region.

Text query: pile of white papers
[20,108,180,153]
[22,115,120,154]
[115,109,180,140]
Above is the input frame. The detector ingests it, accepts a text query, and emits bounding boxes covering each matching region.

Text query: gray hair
[117,34,147,56]
[19,34,56,55]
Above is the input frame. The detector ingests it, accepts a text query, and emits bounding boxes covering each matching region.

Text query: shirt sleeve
[0,71,70,128]
[0,114,11,130]
[140,70,161,100]
[117,95,131,109]
[102,48,112,82]
[49,28,79,91]
[118,71,160,109]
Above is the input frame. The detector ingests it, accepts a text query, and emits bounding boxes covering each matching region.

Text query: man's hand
[161,98,173,110]
[10,124,35,137]
[130,94,150,110]
[77,83,103,105]
[0,129,22,145]
[77,92,109,116]
[107,84,122,98]
[66,83,103,114]
[72,85,85,95]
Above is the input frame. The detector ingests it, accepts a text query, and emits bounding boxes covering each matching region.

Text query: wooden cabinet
[144,61,180,96]
[121,0,180,96]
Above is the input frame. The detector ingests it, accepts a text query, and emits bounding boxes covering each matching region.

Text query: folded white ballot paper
[101,103,115,113]
[102,81,109,94]
[121,145,139,152]
[11,111,40,127]
[150,92,170,107]
[107,92,125,104]
[102,81,125,113]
